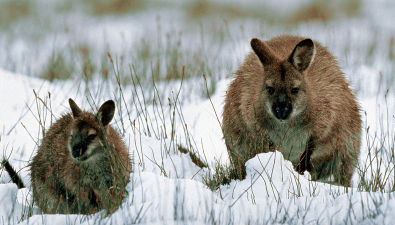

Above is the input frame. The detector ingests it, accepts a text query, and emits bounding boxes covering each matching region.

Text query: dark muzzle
[272,101,292,120]
[72,142,88,158]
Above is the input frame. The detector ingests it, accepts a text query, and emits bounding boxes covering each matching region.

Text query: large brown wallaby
[30,99,132,214]
[222,35,361,187]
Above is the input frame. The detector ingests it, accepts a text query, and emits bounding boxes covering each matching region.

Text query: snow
[1,64,395,224]
[1,0,395,224]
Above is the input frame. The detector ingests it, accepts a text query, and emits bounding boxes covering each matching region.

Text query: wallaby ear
[289,39,315,72]
[251,38,276,66]
[69,98,83,118]
[97,100,115,127]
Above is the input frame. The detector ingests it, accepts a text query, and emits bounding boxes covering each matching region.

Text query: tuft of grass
[202,162,233,191]
[0,0,32,29]
[389,36,394,62]
[357,92,395,192]
[186,0,362,24]
[289,0,362,24]
[291,1,333,23]
[83,0,145,16]
[40,51,74,82]
[77,45,96,80]
[100,52,111,81]
[185,0,276,21]
[130,29,215,83]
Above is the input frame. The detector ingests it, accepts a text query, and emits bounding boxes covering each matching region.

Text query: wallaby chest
[265,122,311,165]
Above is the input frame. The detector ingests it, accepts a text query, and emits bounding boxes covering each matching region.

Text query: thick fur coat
[222,35,361,186]
[31,99,132,214]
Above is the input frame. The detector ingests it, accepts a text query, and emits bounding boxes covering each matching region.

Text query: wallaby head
[250,38,314,121]
[68,98,115,161]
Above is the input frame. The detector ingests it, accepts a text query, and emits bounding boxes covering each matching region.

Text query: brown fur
[30,99,132,214]
[222,35,361,187]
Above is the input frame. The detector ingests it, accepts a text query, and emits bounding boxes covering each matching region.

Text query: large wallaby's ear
[250,38,276,66]
[97,100,115,127]
[289,39,315,72]
[69,98,83,118]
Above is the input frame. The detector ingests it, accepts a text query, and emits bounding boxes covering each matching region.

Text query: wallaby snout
[272,93,292,120]
[273,100,291,120]
[70,134,90,159]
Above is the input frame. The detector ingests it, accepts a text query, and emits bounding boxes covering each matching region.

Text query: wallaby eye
[266,86,275,95]
[87,134,97,141]
[291,88,300,94]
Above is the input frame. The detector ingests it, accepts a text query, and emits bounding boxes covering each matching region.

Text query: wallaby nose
[272,101,291,120]
[72,143,88,158]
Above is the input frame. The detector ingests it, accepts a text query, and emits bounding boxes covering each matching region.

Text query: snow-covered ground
[2,0,395,224]
[1,66,395,224]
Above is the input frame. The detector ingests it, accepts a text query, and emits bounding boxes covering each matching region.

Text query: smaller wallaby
[222,35,361,187]
[1,159,25,189]
[30,99,132,214]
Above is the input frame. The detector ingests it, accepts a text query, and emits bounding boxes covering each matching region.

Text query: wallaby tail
[1,159,25,189]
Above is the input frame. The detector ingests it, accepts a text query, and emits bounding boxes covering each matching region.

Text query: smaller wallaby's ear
[69,98,83,118]
[97,100,115,127]
[251,38,276,66]
[289,39,315,72]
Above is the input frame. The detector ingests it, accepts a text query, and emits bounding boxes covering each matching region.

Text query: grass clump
[40,51,74,82]
[77,45,96,80]
[185,0,276,21]
[0,0,32,29]
[186,0,362,24]
[202,162,234,191]
[131,30,215,83]
[83,0,145,15]
[290,0,362,24]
